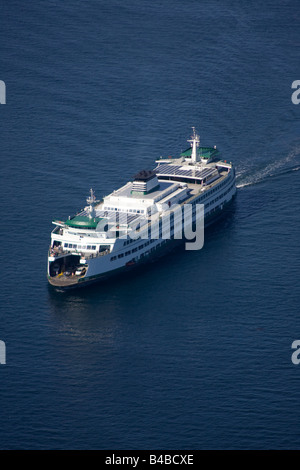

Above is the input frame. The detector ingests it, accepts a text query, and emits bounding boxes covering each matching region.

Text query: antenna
[187,127,200,163]
[86,188,96,205]
[86,188,96,218]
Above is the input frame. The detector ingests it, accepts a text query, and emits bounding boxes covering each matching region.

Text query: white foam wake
[236,145,300,189]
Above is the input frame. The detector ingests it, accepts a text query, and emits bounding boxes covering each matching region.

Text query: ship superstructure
[47,129,236,289]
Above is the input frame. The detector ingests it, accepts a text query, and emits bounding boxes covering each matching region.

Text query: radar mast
[187,127,200,163]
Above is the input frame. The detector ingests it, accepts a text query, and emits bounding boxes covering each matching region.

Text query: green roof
[65,216,103,229]
[180,146,219,159]
[180,147,193,157]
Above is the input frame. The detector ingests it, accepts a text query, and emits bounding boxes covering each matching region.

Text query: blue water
[1,0,300,450]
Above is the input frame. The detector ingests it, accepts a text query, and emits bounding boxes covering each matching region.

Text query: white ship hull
[47,129,237,290]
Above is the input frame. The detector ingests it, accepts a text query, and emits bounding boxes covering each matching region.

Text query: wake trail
[236,145,300,189]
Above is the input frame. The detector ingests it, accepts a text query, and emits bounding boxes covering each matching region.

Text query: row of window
[124,238,136,246]
[205,183,235,212]
[64,243,97,250]
[206,181,235,207]
[104,207,145,214]
[206,192,226,207]
[111,239,158,261]
[195,175,234,204]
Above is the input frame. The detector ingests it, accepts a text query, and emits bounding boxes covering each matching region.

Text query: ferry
[47,128,236,289]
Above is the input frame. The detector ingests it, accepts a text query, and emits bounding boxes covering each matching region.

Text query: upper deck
[155,161,218,182]
[51,128,234,239]
[155,156,232,184]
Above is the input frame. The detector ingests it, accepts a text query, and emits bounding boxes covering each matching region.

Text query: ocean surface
[1,0,300,450]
